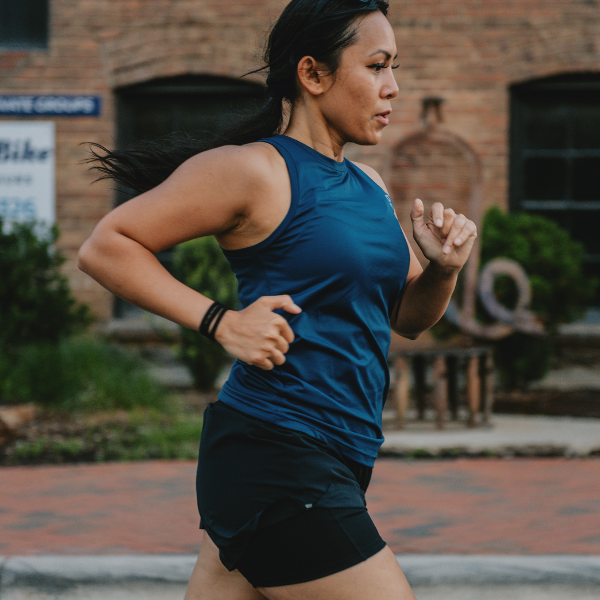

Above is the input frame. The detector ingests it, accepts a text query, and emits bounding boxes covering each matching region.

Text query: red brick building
[1,0,599,328]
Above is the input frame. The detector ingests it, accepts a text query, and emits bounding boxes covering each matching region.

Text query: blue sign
[0,95,101,117]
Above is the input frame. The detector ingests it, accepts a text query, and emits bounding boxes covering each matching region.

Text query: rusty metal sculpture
[393,97,544,340]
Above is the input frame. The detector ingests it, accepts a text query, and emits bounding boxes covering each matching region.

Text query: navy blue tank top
[219,135,411,466]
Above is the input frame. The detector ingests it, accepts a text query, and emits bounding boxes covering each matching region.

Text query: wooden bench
[388,347,494,429]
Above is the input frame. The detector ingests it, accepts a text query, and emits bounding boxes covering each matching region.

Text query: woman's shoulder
[350,160,388,193]
[180,142,279,184]
[168,142,291,249]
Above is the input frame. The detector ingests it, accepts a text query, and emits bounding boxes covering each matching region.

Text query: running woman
[79,1,477,598]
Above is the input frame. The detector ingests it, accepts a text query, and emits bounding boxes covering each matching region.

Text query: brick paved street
[1,458,599,557]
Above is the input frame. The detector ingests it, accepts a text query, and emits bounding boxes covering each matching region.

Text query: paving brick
[1,458,599,557]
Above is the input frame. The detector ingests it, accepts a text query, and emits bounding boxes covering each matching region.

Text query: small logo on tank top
[384,193,399,222]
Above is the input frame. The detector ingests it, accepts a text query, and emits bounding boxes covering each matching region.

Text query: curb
[380,414,600,458]
[395,554,600,585]
[1,554,599,592]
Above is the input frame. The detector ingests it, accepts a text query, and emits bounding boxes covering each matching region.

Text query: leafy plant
[173,236,239,390]
[0,335,170,412]
[480,207,594,329]
[478,208,596,388]
[0,217,92,354]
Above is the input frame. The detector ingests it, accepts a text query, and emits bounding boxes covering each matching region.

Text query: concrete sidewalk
[1,554,599,599]
[381,413,600,457]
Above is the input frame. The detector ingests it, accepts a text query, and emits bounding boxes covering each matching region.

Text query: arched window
[510,73,600,304]
[114,75,265,317]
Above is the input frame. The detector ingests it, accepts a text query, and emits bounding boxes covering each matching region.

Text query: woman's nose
[383,70,399,99]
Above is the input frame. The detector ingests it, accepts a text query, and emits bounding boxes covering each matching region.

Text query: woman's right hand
[214,295,302,370]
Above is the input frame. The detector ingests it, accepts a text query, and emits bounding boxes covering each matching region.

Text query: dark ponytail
[87,0,389,195]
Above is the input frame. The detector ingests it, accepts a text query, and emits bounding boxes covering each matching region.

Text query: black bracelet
[199,301,229,341]
[199,301,222,336]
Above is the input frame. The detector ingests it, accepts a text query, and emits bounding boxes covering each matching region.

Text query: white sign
[0,121,55,228]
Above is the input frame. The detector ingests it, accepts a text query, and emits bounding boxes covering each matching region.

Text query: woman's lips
[375,112,390,125]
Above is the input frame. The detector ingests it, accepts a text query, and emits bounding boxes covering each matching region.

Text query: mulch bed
[2,389,599,466]
[0,391,217,467]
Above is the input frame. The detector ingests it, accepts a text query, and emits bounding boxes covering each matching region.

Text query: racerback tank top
[218,135,411,466]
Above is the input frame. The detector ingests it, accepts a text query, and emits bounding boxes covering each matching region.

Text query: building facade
[1,0,599,325]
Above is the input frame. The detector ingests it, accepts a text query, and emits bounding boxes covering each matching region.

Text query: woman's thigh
[257,546,417,600]
[185,533,267,600]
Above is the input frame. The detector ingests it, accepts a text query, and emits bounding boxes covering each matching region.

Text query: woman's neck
[283,102,346,163]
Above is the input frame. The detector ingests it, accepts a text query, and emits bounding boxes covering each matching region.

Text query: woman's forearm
[77,227,212,330]
[391,262,459,340]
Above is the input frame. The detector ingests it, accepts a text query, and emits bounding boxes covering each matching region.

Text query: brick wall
[1,0,599,321]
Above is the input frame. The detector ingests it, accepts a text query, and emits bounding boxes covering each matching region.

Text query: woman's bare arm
[78,143,301,370]
[391,199,477,339]
[351,162,476,340]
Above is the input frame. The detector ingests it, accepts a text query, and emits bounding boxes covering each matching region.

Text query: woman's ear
[296,56,330,96]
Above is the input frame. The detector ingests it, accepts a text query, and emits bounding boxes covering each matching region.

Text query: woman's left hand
[410,198,477,271]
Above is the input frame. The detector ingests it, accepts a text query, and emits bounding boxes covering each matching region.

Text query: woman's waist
[211,398,375,480]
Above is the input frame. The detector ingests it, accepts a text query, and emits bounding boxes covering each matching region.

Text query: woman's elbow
[401,331,421,341]
[77,231,109,275]
[392,320,424,340]
[77,238,94,273]
[394,328,422,341]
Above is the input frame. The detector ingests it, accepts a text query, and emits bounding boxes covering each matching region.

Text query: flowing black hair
[87,0,389,194]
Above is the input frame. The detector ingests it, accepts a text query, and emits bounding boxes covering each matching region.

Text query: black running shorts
[196,400,386,588]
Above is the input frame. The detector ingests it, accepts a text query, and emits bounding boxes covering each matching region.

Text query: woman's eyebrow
[368,50,398,60]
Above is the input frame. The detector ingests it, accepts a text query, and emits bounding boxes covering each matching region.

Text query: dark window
[0,1,49,49]
[510,73,600,304]
[114,75,266,318]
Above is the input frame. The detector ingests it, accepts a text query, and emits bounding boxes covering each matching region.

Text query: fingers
[278,319,295,345]
[412,199,477,263]
[410,198,425,222]
[258,295,298,349]
[442,214,477,254]
[250,336,288,370]
[260,294,302,314]
[228,295,301,370]
[430,202,445,228]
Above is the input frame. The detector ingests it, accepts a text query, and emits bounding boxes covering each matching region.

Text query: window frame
[112,75,266,318]
[509,73,600,304]
[0,0,49,50]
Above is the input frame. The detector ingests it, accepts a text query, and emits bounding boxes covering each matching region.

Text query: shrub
[0,217,92,354]
[0,335,169,412]
[173,236,239,390]
[480,207,595,329]
[479,208,596,388]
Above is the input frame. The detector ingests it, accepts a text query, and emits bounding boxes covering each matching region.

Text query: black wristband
[199,302,221,337]
[208,305,229,341]
[199,301,229,341]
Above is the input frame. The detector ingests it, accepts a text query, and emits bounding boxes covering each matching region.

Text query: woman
[79,1,477,598]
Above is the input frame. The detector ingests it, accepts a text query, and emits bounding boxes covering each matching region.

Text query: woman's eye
[369,63,399,73]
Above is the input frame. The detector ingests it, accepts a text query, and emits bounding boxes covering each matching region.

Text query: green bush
[481,207,595,329]
[173,236,239,390]
[0,335,170,412]
[0,217,92,354]
[479,208,596,388]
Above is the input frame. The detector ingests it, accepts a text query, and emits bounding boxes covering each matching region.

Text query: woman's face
[319,11,399,146]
